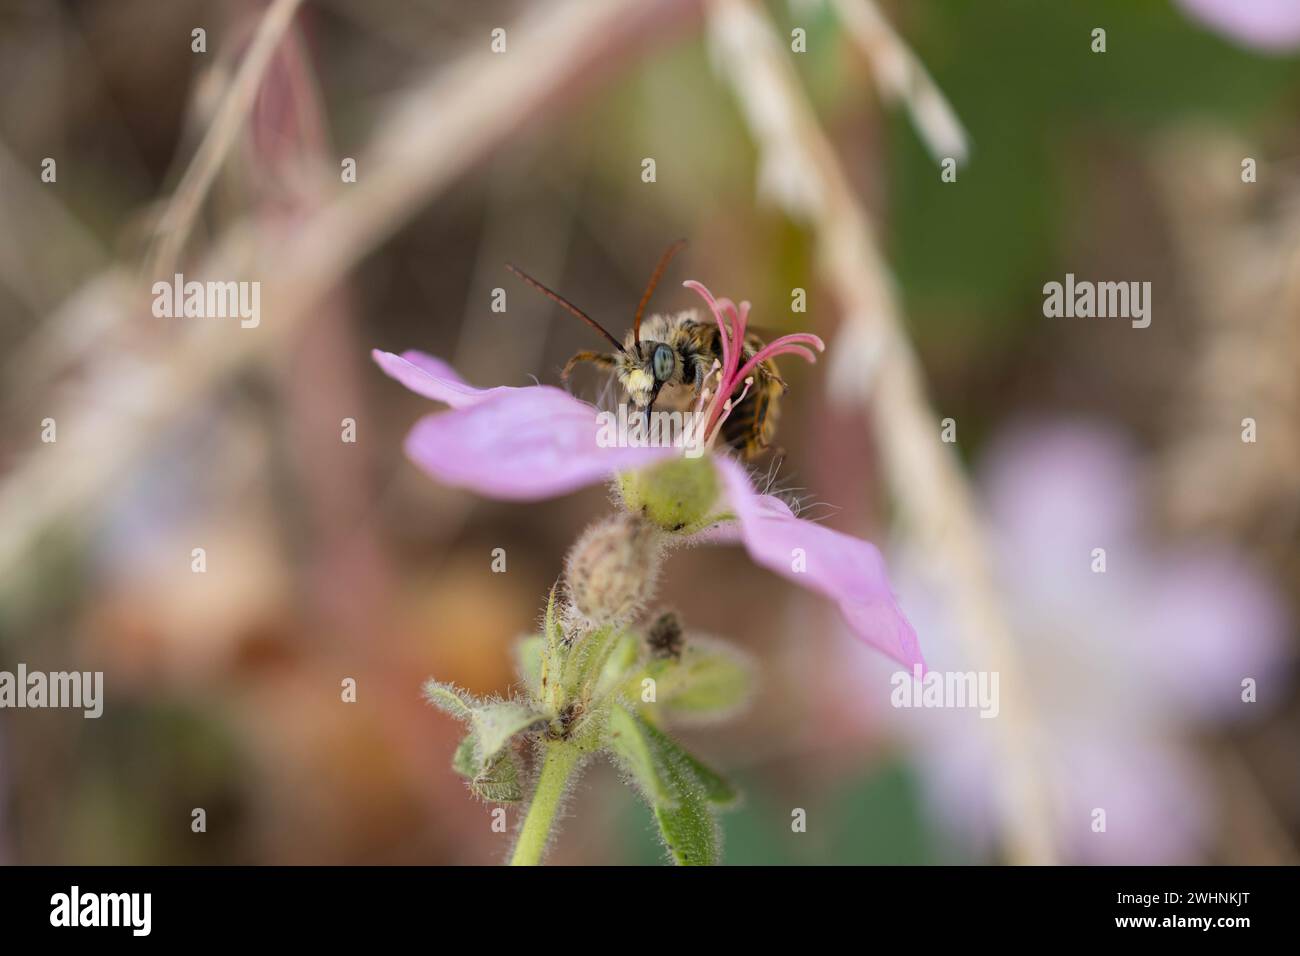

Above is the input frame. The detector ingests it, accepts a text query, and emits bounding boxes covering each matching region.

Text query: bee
[505,241,787,460]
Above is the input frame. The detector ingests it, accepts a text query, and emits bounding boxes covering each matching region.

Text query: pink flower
[1177,0,1300,52]
[372,349,673,500]
[371,289,921,669]
[838,420,1287,863]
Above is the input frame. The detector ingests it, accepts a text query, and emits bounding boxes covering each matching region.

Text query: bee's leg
[561,350,616,383]
[753,387,778,453]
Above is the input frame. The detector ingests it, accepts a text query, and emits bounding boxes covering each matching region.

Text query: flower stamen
[684,280,825,450]
[707,376,755,451]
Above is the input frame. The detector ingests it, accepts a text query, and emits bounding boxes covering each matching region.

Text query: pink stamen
[709,376,754,448]
[694,358,721,412]
[732,333,825,388]
[717,297,750,353]
[695,380,714,414]
[754,331,826,356]
[684,280,735,380]
[684,279,828,449]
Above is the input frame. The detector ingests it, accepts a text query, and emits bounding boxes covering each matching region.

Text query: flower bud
[617,456,721,532]
[564,515,663,628]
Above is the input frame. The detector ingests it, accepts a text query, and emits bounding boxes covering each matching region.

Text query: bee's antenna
[506,264,626,353]
[633,239,687,352]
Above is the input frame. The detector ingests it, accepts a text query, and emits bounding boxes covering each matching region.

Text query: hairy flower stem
[510,741,582,866]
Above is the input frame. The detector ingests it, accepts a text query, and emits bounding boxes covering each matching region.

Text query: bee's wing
[594,367,623,410]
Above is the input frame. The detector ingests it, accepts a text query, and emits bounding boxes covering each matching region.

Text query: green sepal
[541,584,566,710]
[560,626,622,703]
[618,456,721,533]
[594,632,640,699]
[606,706,736,865]
[544,584,564,653]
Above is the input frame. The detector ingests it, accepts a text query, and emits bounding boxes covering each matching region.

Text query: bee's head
[507,240,690,418]
[618,341,679,410]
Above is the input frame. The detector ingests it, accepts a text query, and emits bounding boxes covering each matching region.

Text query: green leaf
[607,706,673,804]
[606,706,736,865]
[471,751,523,803]
[515,636,544,696]
[423,680,474,721]
[452,733,523,803]
[472,699,546,761]
[658,639,754,720]
[452,734,480,777]
[664,735,738,808]
[629,637,755,721]
[653,796,718,867]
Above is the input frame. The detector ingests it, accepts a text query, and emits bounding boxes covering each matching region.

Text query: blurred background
[0,0,1296,864]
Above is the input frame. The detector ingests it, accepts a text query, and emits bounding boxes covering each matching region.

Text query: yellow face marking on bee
[625,368,654,394]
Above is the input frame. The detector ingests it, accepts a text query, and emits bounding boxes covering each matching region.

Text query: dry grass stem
[708,0,1054,864]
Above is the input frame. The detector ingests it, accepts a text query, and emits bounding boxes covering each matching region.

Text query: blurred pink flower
[1177,0,1300,52]
[840,421,1286,863]
[371,340,921,669]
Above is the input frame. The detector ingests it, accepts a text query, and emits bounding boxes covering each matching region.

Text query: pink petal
[404,385,675,500]
[371,349,519,408]
[680,521,744,547]
[1177,0,1300,52]
[715,456,923,668]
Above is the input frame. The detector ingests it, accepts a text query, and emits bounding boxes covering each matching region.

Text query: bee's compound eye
[652,343,674,381]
